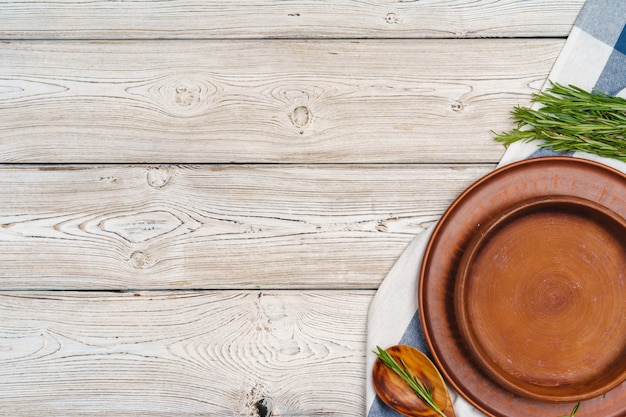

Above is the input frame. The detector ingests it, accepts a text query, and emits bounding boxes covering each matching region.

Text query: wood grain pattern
[0,39,561,163]
[0,2,576,415]
[0,164,493,290]
[0,0,583,39]
[0,290,371,416]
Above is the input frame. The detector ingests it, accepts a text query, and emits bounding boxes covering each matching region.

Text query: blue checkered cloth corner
[366,1,626,416]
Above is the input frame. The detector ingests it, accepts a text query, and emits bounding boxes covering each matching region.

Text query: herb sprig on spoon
[374,345,447,417]
[494,82,626,161]
[374,345,583,417]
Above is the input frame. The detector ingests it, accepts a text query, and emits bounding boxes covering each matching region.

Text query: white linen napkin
[366,1,626,416]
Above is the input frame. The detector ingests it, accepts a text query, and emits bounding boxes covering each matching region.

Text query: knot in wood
[129,251,148,269]
[385,12,399,24]
[125,73,217,118]
[147,167,172,188]
[290,106,311,130]
[175,86,196,107]
[255,398,272,417]
[451,101,465,112]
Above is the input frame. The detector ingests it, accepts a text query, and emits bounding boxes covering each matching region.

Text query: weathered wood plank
[0,164,493,290]
[0,0,583,39]
[0,39,561,163]
[0,290,371,416]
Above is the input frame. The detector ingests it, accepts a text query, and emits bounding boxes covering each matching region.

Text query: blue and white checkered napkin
[366,1,626,416]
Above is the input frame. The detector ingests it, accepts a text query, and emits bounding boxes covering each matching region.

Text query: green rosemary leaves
[494,82,626,161]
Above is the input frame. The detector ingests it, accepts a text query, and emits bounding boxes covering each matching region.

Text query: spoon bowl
[372,345,456,417]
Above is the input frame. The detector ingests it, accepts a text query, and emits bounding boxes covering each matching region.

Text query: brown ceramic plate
[455,195,626,402]
[419,157,626,417]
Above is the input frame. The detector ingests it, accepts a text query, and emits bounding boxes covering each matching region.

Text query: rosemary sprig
[374,346,447,417]
[559,402,580,417]
[493,82,626,161]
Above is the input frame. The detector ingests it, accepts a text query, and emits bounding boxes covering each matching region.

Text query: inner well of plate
[455,196,626,402]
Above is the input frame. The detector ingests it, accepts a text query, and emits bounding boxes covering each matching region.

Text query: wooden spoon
[373,344,456,417]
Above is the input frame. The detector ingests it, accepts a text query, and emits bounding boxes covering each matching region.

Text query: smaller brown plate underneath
[455,195,626,402]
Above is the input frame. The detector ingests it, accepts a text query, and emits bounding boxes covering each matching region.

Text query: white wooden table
[0,1,583,415]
